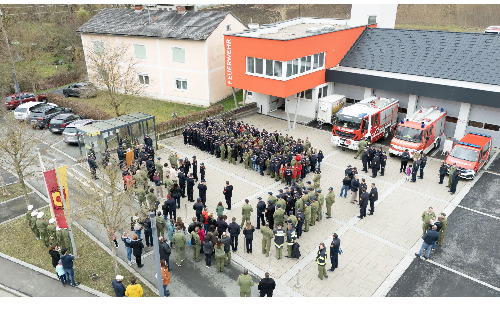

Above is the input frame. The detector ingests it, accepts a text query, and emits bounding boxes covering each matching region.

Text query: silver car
[62,119,94,144]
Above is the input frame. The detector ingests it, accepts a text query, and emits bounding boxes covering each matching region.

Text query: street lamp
[0,8,22,104]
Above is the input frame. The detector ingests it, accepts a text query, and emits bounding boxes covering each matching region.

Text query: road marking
[42,140,77,162]
[0,192,34,206]
[24,181,49,203]
[457,205,500,221]
[0,205,50,226]
[427,259,500,292]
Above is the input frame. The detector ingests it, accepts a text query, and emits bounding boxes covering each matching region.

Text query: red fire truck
[445,132,492,180]
[389,106,447,157]
[331,96,399,150]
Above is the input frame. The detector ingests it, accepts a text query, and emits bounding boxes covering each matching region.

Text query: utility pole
[150,211,164,297]
[0,8,22,104]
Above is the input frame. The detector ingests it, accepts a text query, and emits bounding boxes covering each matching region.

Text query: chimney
[176,6,186,14]
[134,4,143,12]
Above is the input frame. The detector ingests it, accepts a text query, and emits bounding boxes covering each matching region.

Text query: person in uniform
[273,204,285,228]
[310,197,319,226]
[200,162,206,182]
[258,272,276,297]
[215,240,226,272]
[236,269,254,297]
[146,188,158,212]
[400,149,410,173]
[303,202,311,232]
[357,188,369,219]
[361,148,369,173]
[328,233,341,272]
[355,138,368,159]
[197,180,207,207]
[368,183,378,215]
[313,169,321,190]
[296,208,305,238]
[450,169,460,194]
[316,243,328,280]
[168,152,178,170]
[265,200,275,230]
[371,153,380,178]
[260,225,273,257]
[317,189,324,221]
[228,217,240,252]
[256,197,266,229]
[421,207,436,236]
[186,173,195,202]
[411,158,420,182]
[240,199,253,228]
[286,221,296,258]
[437,213,448,246]
[172,227,186,266]
[273,224,285,259]
[47,218,57,246]
[439,162,447,184]
[36,212,50,247]
[156,211,166,238]
[223,181,233,210]
[447,163,457,188]
[380,151,387,176]
[192,156,198,181]
[325,187,335,219]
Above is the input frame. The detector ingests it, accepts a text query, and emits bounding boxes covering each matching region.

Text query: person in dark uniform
[200,162,206,182]
[449,170,460,194]
[439,162,447,184]
[296,208,305,239]
[228,217,240,252]
[256,197,266,229]
[357,188,369,219]
[193,198,204,222]
[198,180,207,207]
[285,165,292,186]
[223,181,233,210]
[411,158,420,182]
[368,183,378,215]
[88,154,98,179]
[265,200,275,230]
[361,148,369,173]
[258,272,276,297]
[183,157,191,175]
[380,151,387,176]
[419,154,427,179]
[400,149,410,173]
[178,171,186,198]
[192,156,198,182]
[144,134,153,147]
[371,153,380,178]
[183,127,188,144]
[328,233,340,272]
[186,173,195,202]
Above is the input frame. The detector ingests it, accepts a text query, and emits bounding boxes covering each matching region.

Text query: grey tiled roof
[77,8,231,41]
[340,28,500,86]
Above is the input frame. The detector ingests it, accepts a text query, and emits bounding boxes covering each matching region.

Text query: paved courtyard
[156,113,480,297]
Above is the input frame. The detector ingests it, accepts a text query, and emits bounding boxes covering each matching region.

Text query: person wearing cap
[112,274,126,297]
[223,181,233,210]
[146,188,159,213]
[198,179,207,207]
[310,197,319,227]
[296,208,305,238]
[267,191,276,206]
[325,187,335,219]
[273,224,285,259]
[30,210,40,239]
[316,189,324,222]
[316,242,328,280]
[277,194,286,212]
[303,202,311,232]
[200,162,206,182]
[265,199,276,230]
[26,204,34,229]
[313,169,321,190]
[328,233,341,272]
[36,212,50,247]
[400,149,410,173]
[273,204,285,228]
[256,197,266,229]
[172,227,186,266]
[380,150,387,176]
[47,218,57,246]
[448,163,457,189]
[240,199,253,228]
[186,173,195,202]
[286,221,296,258]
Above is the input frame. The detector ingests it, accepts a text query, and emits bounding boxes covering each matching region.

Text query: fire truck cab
[331,96,399,150]
[389,106,447,157]
[445,132,492,180]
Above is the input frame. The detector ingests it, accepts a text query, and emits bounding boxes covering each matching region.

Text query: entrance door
[269,96,285,112]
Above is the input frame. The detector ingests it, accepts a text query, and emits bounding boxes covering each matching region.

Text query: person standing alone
[223,181,233,210]
[328,233,340,272]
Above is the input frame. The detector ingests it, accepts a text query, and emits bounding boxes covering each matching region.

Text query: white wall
[350,4,398,28]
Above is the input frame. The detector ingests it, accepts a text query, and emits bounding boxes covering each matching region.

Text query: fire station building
[224,18,500,147]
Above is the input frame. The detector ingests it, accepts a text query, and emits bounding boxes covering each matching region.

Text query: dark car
[62,82,96,98]
[4,92,47,109]
[29,106,72,129]
[49,113,81,134]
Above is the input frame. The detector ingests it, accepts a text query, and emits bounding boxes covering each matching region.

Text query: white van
[14,101,57,120]
[484,26,500,34]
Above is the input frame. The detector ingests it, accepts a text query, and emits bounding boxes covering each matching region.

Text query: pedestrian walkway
[0,255,96,297]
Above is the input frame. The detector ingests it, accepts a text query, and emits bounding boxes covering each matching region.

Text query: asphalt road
[387,153,500,297]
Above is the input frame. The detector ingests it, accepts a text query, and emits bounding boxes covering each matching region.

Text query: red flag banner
[43,169,69,229]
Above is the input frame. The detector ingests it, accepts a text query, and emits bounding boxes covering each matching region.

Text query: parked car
[4,92,47,109]
[29,106,73,129]
[49,113,81,134]
[62,119,94,144]
[14,101,57,120]
[445,132,492,180]
[484,26,500,34]
[62,82,96,98]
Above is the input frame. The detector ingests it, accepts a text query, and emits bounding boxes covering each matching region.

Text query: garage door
[467,104,500,147]
[373,89,410,121]
[333,83,365,102]
[417,97,461,139]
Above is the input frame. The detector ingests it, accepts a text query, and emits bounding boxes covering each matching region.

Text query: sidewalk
[0,255,96,297]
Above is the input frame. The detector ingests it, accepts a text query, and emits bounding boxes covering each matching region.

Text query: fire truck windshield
[394,126,423,143]
[450,146,479,162]
[334,114,362,130]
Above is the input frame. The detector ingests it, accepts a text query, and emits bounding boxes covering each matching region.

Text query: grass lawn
[0,208,157,297]
[218,89,244,112]
[17,52,71,79]
[395,24,484,33]
[0,182,25,202]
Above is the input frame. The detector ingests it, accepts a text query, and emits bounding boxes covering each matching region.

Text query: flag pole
[53,159,77,258]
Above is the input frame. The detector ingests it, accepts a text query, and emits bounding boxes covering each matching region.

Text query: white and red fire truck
[331,96,399,150]
[389,106,447,157]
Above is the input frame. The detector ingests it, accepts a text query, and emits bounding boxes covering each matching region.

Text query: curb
[0,252,109,297]
[0,282,28,297]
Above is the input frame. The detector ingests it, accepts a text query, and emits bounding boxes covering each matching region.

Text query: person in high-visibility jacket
[273,224,285,259]
[286,221,296,258]
[316,243,328,280]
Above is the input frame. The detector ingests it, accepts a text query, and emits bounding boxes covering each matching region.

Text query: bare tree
[73,160,134,275]
[84,40,143,117]
[0,110,43,205]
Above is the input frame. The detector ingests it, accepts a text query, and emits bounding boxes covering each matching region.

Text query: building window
[247,57,255,73]
[226,24,231,31]
[93,40,104,55]
[247,91,253,97]
[255,58,263,74]
[313,54,319,69]
[286,61,293,77]
[273,61,282,77]
[134,44,147,59]
[446,116,458,123]
[300,57,306,73]
[484,123,500,131]
[318,85,328,98]
[398,107,407,114]
[305,55,312,71]
[138,74,150,85]
[292,59,299,75]
[319,52,325,67]
[368,15,377,24]
[297,89,313,100]
[175,78,187,90]
[468,120,484,128]
[266,59,273,76]
[172,47,185,63]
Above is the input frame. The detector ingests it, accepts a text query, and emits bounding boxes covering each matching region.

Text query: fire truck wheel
[434,138,440,150]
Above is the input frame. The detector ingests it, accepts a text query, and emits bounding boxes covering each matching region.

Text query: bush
[156,104,224,134]
[47,93,113,120]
